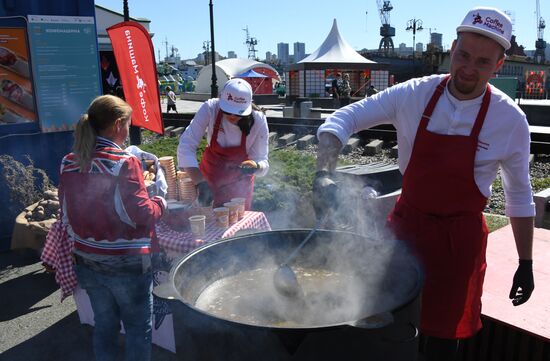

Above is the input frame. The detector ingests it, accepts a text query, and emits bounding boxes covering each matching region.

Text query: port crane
[243,26,258,60]
[377,0,395,55]
[534,0,546,63]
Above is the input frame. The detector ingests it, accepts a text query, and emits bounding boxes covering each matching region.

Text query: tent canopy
[299,19,375,64]
[288,19,381,71]
[236,69,268,78]
[195,58,279,93]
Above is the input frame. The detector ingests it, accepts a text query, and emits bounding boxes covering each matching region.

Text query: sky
[95,0,548,61]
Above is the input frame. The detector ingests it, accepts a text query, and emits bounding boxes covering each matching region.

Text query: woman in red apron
[199,109,255,209]
[177,78,270,210]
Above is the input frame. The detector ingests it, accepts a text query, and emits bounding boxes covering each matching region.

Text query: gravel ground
[297,143,550,216]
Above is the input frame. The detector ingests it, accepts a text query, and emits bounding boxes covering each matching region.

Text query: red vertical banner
[107,22,163,135]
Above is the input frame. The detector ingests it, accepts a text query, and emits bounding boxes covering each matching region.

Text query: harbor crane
[534,0,546,63]
[377,0,395,55]
[243,26,258,60]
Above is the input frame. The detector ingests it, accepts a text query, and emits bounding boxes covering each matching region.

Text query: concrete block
[364,139,384,156]
[529,154,535,166]
[277,133,296,147]
[297,134,316,150]
[268,132,278,144]
[170,126,185,137]
[343,137,361,154]
[300,101,313,118]
[164,126,174,136]
[390,145,399,158]
[534,188,550,229]
[309,110,322,118]
[283,106,294,117]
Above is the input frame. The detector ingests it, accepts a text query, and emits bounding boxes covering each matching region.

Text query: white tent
[299,19,376,64]
[195,58,280,93]
[287,19,387,97]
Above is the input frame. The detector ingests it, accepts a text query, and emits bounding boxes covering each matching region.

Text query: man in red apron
[177,78,270,210]
[313,7,534,361]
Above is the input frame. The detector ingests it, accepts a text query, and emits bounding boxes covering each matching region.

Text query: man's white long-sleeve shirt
[178,98,269,177]
[318,74,535,218]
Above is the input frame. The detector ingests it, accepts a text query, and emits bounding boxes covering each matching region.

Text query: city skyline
[95,0,548,61]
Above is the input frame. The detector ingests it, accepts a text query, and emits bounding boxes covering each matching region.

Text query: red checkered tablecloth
[41,220,77,301]
[157,211,271,255]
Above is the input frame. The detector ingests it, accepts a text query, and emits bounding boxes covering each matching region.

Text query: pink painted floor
[482,225,550,341]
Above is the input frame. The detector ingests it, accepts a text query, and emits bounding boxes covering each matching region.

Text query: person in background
[339,73,352,106]
[365,84,379,97]
[312,7,534,361]
[59,95,166,361]
[177,78,269,210]
[331,72,342,107]
[166,85,178,113]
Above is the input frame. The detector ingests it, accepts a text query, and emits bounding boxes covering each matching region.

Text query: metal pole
[209,0,218,98]
[407,19,422,78]
[123,0,142,145]
[412,25,416,76]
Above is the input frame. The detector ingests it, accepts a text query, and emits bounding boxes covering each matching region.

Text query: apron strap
[210,110,223,146]
[470,85,492,139]
[419,76,450,130]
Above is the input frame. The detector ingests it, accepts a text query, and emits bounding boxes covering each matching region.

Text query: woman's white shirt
[177,98,269,177]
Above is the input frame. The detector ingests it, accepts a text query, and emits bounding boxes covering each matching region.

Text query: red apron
[199,110,255,209]
[387,76,491,339]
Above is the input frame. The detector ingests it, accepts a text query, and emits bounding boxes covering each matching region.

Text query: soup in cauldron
[194,266,365,327]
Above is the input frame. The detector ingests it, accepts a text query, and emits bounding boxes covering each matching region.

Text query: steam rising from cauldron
[172,157,415,329]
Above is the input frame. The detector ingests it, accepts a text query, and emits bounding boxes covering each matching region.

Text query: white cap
[219,78,253,116]
[456,7,512,50]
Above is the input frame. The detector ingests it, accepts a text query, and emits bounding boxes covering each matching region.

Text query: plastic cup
[217,214,229,229]
[213,207,229,228]
[188,215,206,238]
[230,197,246,220]
[223,202,239,225]
[200,205,213,220]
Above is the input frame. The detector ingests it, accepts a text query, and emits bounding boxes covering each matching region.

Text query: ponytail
[73,94,132,171]
[73,114,97,171]
[238,102,263,136]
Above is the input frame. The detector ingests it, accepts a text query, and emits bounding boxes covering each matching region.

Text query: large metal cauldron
[156,229,423,361]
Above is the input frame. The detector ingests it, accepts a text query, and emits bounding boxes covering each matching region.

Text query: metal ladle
[273,214,328,297]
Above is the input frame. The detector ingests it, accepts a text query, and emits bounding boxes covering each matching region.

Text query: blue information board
[27,15,101,132]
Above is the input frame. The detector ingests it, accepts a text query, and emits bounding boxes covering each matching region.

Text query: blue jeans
[75,264,153,361]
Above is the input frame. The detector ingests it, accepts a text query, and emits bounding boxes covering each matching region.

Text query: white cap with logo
[456,6,512,50]
[219,78,253,116]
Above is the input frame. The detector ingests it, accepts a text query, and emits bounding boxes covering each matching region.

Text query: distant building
[196,51,221,64]
[398,43,413,57]
[277,42,289,64]
[265,51,272,62]
[227,51,237,58]
[430,32,443,51]
[416,42,423,53]
[271,53,277,62]
[178,60,202,80]
[293,42,306,62]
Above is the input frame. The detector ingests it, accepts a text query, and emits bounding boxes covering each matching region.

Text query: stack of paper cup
[158,156,178,200]
[177,177,196,203]
[213,207,229,229]
[223,202,239,225]
[230,198,246,220]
